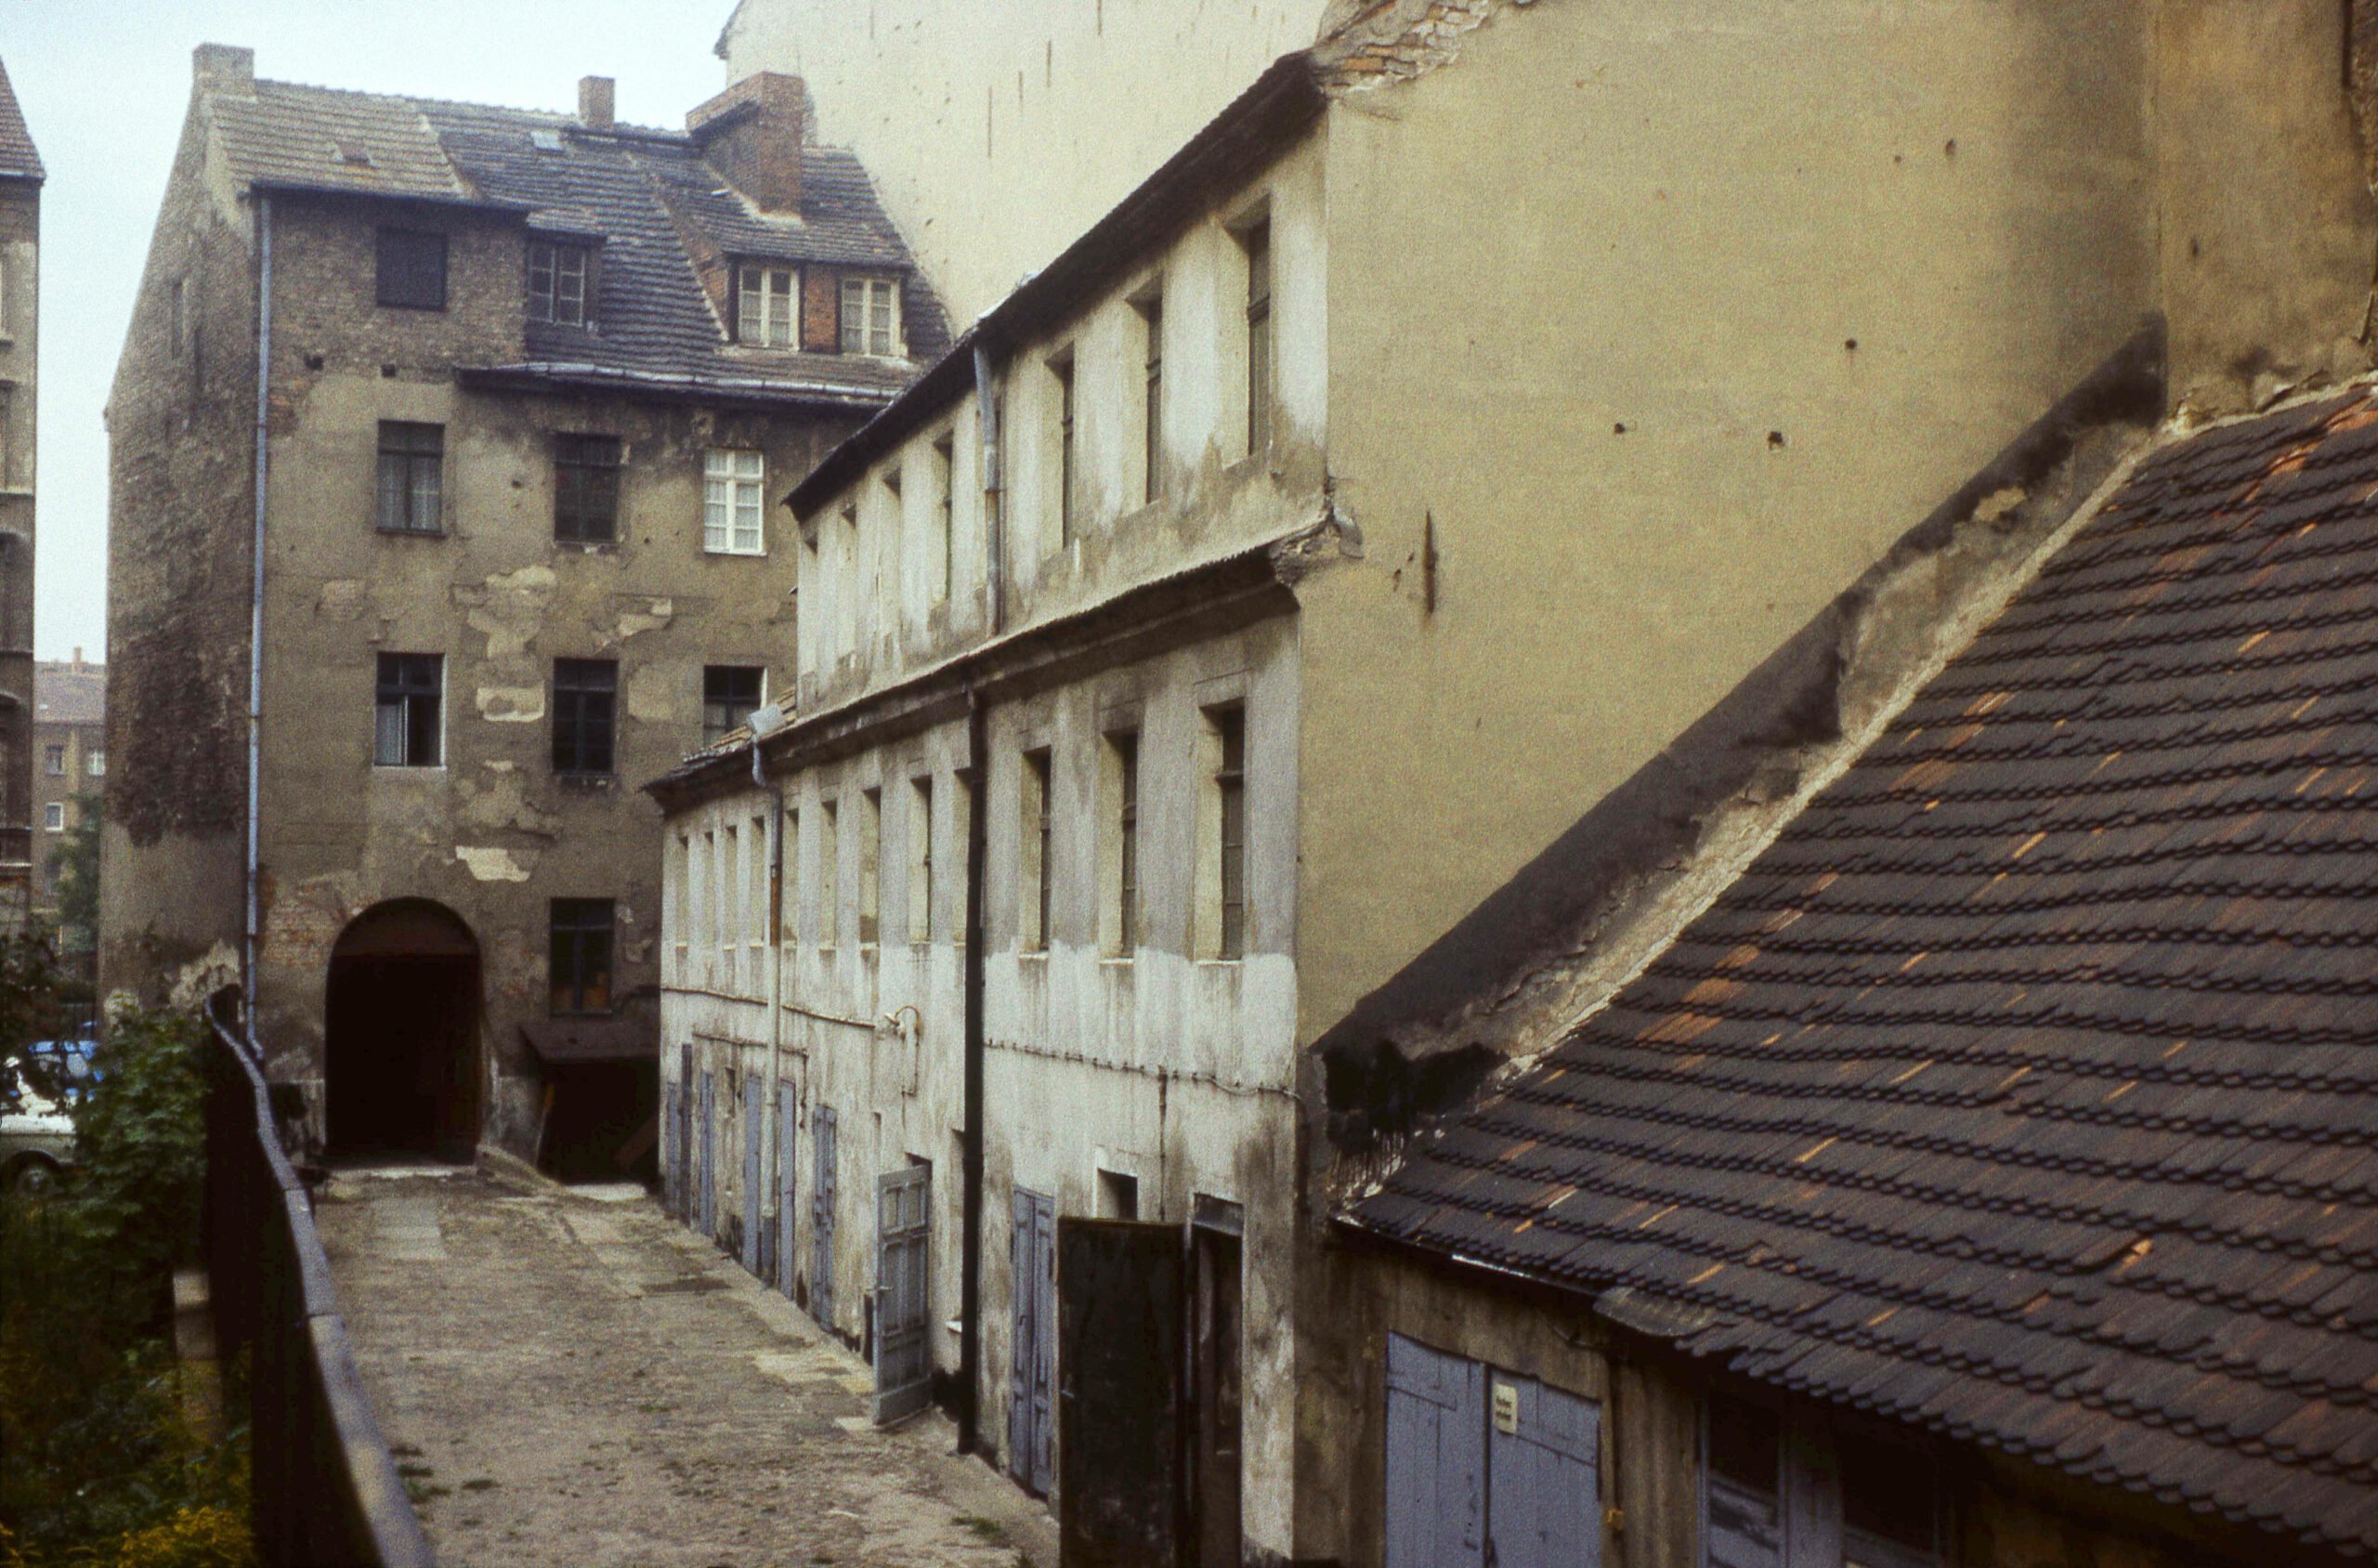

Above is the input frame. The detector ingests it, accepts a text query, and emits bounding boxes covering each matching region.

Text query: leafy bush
[0,1006,252,1568]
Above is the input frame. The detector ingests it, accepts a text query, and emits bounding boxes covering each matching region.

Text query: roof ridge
[253,76,685,141]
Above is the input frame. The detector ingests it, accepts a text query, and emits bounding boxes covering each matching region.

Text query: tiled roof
[0,59,44,183]
[1347,390,2378,1561]
[33,662,102,726]
[205,79,945,399]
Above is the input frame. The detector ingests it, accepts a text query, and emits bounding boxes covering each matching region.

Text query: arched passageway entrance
[324,899,481,1161]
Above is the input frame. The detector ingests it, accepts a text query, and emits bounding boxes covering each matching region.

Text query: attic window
[528,241,591,327]
[529,129,566,153]
[333,140,375,168]
[737,264,797,347]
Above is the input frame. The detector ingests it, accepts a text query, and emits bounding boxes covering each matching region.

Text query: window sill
[1019,949,1049,963]
[1099,955,1134,969]
[375,526,449,540]
[555,773,618,791]
[703,546,769,559]
[555,538,620,554]
[371,764,447,774]
[1196,956,1245,968]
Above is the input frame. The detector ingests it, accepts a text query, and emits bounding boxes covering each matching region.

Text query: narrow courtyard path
[315,1165,1056,1568]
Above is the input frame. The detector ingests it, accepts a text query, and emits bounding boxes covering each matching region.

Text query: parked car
[2,1040,97,1195]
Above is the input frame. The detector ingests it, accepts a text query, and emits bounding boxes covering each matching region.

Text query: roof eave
[245,177,530,215]
[454,363,898,414]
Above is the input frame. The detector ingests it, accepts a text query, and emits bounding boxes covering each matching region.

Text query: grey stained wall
[105,148,864,1152]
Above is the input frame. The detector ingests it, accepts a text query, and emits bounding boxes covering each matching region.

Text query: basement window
[376,422,444,535]
[373,653,442,768]
[551,658,618,776]
[374,227,447,311]
[553,433,622,542]
[528,241,592,327]
[549,898,615,1015]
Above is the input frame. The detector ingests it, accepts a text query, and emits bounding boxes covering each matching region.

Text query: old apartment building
[0,60,40,927]
[651,1,2378,1564]
[714,0,1333,323]
[33,652,103,918]
[101,44,943,1167]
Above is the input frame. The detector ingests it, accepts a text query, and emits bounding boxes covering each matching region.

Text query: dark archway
[324,899,481,1161]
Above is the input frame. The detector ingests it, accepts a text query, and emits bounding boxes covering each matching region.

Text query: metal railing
[202,992,437,1568]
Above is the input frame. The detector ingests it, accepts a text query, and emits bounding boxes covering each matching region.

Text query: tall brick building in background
[33,651,102,917]
[0,60,42,928]
[101,44,940,1170]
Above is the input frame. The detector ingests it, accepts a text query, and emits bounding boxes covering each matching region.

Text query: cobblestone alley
[315,1166,1057,1568]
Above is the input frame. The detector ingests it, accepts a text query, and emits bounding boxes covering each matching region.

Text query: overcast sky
[5,1,740,662]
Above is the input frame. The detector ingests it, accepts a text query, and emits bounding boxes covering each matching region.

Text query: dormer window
[528,241,591,327]
[839,275,900,357]
[737,264,797,347]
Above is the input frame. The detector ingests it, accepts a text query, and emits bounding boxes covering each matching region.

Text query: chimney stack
[579,76,615,131]
[193,43,255,98]
[687,72,806,214]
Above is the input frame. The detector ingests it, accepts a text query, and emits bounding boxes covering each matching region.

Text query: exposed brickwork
[802,264,840,352]
[686,72,807,215]
[1314,0,1505,93]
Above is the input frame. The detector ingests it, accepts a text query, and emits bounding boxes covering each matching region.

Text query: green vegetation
[46,794,99,962]
[0,994,255,1568]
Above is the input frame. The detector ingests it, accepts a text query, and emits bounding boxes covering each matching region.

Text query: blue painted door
[1384,1334,1486,1568]
[777,1081,798,1297]
[810,1104,837,1329]
[740,1074,764,1275]
[1486,1373,1601,1568]
[1008,1187,1056,1496]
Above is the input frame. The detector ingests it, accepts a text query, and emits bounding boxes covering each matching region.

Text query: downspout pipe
[245,194,272,1012]
[957,683,988,1452]
[960,339,1000,1449]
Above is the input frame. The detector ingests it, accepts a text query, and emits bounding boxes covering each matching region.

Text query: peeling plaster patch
[455,845,533,882]
[623,663,677,725]
[168,941,242,1012]
[477,686,547,723]
[1972,486,2029,524]
[616,597,675,640]
[458,765,561,839]
[316,580,370,621]
[453,566,558,660]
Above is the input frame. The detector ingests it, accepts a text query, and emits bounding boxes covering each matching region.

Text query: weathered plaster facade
[33,654,103,920]
[103,46,936,1164]
[0,61,41,923]
[657,3,2378,1563]
[715,0,1333,325]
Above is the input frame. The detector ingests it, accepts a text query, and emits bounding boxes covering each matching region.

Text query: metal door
[1057,1217,1184,1568]
[698,1068,716,1239]
[1384,1334,1486,1568]
[1008,1187,1056,1495]
[777,1081,798,1298]
[873,1164,933,1422]
[1486,1373,1601,1568]
[740,1074,764,1275]
[810,1104,837,1329]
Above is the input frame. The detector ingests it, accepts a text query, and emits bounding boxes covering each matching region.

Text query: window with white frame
[85,749,104,777]
[704,449,765,555]
[43,802,62,832]
[839,275,900,357]
[738,264,797,346]
[527,241,591,326]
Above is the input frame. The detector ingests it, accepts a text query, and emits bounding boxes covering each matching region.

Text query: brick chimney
[193,43,255,98]
[579,76,615,131]
[687,72,805,214]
